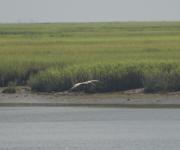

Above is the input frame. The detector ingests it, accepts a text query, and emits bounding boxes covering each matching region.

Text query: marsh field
[0,22,180,93]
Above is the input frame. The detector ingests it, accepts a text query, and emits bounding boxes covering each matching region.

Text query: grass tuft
[2,82,17,94]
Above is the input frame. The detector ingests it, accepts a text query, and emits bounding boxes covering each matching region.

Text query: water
[0,107,179,150]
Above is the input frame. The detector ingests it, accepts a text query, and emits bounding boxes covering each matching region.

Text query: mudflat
[0,87,180,107]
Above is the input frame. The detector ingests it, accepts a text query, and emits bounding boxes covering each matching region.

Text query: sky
[0,0,179,23]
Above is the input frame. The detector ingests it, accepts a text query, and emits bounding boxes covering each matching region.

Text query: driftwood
[70,80,100,93]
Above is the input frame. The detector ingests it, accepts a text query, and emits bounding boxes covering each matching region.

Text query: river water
[0,107,179,150]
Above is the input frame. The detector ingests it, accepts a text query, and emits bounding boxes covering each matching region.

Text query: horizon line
[0,20,180,25]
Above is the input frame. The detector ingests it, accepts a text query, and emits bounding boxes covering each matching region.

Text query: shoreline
[0,87,180,107]
[0,103,180,108]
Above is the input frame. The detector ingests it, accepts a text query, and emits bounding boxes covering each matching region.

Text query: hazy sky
[0,0,179,23]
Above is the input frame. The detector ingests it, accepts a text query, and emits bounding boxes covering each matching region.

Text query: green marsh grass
[1,22,180,92]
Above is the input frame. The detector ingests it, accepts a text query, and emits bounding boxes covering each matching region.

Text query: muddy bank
[0,86,180,107]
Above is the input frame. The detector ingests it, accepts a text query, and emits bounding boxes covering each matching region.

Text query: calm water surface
[0,107,179,150]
